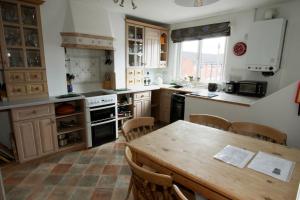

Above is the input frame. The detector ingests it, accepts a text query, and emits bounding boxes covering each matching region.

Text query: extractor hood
[61,0,114,50]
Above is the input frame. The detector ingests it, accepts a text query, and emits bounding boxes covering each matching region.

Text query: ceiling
[99,0,290,24]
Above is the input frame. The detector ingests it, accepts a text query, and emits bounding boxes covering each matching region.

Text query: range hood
[61,0,114,50]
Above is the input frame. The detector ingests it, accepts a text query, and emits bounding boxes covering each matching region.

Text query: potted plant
[66,73,75,93]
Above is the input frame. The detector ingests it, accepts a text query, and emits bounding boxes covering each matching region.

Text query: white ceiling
[98,0,290,24]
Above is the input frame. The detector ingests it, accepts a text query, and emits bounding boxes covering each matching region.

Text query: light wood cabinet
[14,119,40,162]
[159,89,173,123]
[133,91,151,118]
[144,28,160,68]
[0,0,48,100]
[12,104,57,163]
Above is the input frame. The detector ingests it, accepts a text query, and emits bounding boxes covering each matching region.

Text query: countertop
[0,84,261,111]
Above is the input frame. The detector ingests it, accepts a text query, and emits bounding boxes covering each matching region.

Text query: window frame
[177,37,228,83]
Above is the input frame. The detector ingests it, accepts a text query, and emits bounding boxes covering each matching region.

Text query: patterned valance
[171,22,230,43]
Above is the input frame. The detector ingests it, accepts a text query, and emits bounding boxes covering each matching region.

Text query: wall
[184,81,300,148]
[169,0,300,94]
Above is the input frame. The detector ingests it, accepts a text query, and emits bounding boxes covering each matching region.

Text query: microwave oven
[236,81,267,97]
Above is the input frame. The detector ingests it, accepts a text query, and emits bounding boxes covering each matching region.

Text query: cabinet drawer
[26,70,46,82]
[7,84,27,97]
[127,69,135,77]
[127,78,135,87]
[27,83,47,95]
[134,78,143,85]
[12,104,55,122]
[134,91,151,100]
[135,69,144,76]
[5,71,26,83]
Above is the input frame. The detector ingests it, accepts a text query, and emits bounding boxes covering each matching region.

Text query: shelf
[56,111,84,119]
[58,142,85,152]
[57,126,85,135]
[118,115,133,121]
[3,22,20,27]
[26,47,40,50]
[23,25,38,29]
[6,46,23,49]
[118,103,133,107]
[128,38,143,42]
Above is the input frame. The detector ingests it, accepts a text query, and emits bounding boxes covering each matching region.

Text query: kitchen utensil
[58,139,68,147]
[55,103,76,115]
[208,83,218,92]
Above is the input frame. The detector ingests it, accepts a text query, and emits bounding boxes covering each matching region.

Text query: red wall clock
[233,42,247,56]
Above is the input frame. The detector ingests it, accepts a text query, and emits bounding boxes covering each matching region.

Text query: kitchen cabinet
[125,18,169,87]
[133,91,151,118]
[144,28,160,68]
[0,0,48,100]
[12,104,57,163]
[159,89,173,123]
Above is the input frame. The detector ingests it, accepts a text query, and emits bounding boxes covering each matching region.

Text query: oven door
[91,119,116,147]
[90,104,116,123]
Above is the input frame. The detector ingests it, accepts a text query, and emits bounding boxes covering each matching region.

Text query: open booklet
[247,151,295,182]
[214,145,255,168]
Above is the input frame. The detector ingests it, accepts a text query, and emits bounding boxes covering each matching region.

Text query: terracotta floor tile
[26,185,54,200]
[77,156,93,164]
[108,155,125,165]
[57,175,81,186]
[4,184,15,194]
[21,173,48,185]
[102,165,121,175]
[6,185,32,200]
[111,188,129,200]
[115,175,131,189]
[68,164,88,174]
[97,175,117,189]
[51,164,72,174]
[33,163,57,174]
[91,188,113,200]
[91,155,110,165]
[3,172,28,185]
[85,164,104,175]
[77,175,100,187]
[43,175,64,185]
[70,187,94,200]
[119,165,131,175]
[47,186,74,200]
[59,152,80,164]
[114,143,126,150]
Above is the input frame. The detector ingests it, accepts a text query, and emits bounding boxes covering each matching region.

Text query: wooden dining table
[127,120,300,200]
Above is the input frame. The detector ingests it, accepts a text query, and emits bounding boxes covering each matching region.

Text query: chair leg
[126,176,133,200]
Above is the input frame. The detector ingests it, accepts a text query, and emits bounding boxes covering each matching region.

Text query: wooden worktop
[128,120,300,200]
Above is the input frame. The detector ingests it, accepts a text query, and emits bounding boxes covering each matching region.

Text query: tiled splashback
[65,48,113,84]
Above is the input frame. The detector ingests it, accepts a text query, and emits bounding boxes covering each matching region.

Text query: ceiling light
[113,0,137,9]
[174,0,219,7]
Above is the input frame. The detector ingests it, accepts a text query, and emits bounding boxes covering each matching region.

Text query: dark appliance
[224,81,237,94]
[170,93,185,123]
[208,83,218,92]
[236,81,268,97]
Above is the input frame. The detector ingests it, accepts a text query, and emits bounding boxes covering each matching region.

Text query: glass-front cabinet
[0,1,44,69]
[0,0,48,100]
[127,24,144,68]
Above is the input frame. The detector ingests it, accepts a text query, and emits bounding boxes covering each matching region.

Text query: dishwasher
[170,93,186,123]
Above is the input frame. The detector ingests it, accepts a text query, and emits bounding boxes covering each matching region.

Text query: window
[179,36,227,82]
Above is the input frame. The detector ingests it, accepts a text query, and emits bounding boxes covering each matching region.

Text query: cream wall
[169,0,300,94]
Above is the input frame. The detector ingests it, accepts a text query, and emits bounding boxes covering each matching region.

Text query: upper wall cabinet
[127,23,144,68]
[0,0,48,100]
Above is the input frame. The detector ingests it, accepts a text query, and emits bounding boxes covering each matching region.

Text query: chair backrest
[173,185,188,200]
[125,147,175,200]
[230,122,287,145]
[122,117,154,142]
[189,114,231,131]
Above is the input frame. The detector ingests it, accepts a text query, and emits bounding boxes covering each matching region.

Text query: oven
[84,93,118,148]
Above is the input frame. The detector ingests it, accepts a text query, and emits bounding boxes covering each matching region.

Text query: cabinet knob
[32,110,37,114]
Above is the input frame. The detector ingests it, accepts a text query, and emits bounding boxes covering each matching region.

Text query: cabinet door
[159,90,172,123]
[36,116,58,155]
[142,99,151,117]
[14,120,40,162]
[134,100,143,118]
[145,28,160,68]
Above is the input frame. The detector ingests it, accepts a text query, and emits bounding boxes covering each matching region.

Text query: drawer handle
[32,110,37,114]
[13,88,21,92]
[141,95,144,98]
[35,87,39,90]
[15,75,20,79]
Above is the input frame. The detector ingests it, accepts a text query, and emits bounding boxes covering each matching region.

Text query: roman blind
[171,22,230,43]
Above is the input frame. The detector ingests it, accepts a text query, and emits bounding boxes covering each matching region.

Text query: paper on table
[214,145,255,168]
[247,151,295,182]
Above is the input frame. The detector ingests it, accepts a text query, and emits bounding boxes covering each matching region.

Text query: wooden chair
[189,114,231,131]
[125,146,176,200]
[173,184,188,200]
[122,117,154,142]
[230,122,287,145]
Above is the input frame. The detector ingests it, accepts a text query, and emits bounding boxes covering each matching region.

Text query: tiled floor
[1,134,133,200]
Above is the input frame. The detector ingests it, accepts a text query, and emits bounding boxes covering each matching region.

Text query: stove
[83,91,118,148]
